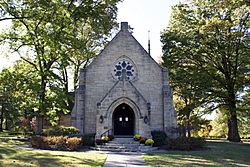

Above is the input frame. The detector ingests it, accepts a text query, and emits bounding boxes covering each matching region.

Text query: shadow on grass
[48,153,105,166]
[144,141,250,167]
[0,146,17,157]
[14,153,62,167]
[0,141,105,167]
[3,151,103,167]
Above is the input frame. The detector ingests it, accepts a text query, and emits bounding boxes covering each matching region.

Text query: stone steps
[92,137,158,152]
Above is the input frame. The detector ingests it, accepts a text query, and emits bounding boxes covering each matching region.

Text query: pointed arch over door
[113,103,135,136]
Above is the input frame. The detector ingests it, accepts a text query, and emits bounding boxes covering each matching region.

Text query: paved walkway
[103,152,148,167]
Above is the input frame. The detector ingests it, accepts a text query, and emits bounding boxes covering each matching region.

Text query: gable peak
[121,22,129,31]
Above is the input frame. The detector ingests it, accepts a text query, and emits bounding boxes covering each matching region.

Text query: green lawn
[0,140,107,167]
[143,140,250,167]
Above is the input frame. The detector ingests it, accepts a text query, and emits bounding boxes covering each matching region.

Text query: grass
[0,140,107,167]
[143,140,250,167]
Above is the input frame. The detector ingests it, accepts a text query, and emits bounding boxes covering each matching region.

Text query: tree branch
[0,17,30,21]
[20,56,38,71]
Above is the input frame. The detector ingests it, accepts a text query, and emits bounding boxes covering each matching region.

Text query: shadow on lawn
[0,146,17,157]
[0,144,103,167]
[51,153,104,166]
[0,140,105,166]
[10,152,101,167]
[145,141,250,167]
[14,153,62,167]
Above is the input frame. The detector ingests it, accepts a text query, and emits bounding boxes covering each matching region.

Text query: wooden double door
[113,103,135,136]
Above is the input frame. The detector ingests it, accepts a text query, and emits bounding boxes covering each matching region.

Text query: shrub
[43,136,58,145]
[151,131,167,146]
[82,133,95,146]
[95,139,104,145]
[31,136,48,149]
[133,134,141,141]
[66,137,82,150]
[101,136,109,143]
[31,136,82,151]
[42,136,67,150]
[145,139,154,146]
[166,137,206,150]
[54,136,67,150]
[43,126,80,136]
[139,137,147,144]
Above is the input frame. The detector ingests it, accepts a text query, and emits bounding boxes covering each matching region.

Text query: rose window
[113,60,135,80]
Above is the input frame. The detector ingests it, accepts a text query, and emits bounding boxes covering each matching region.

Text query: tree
[0,69,17,131]
[170,62,213,137]
[161,0,250,142]
[0,0,121,132]
[237,89,250,137]
[210,108,228,138]
[0,61,40,131]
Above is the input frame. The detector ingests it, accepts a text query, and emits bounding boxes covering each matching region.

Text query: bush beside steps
[31,136,82,151]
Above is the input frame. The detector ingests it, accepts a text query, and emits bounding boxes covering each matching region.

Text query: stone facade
[71,22,177,138]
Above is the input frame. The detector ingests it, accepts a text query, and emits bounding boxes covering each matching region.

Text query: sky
[117,0,180,61]
[0,0,216,120]
[117,0,216,120]
[0,0,180,70]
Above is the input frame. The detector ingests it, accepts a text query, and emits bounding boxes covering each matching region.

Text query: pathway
[103,152,148,167]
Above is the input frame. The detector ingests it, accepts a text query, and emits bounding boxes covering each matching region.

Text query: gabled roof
[86,22,163,70]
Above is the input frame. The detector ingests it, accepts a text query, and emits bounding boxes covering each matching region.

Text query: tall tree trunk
[227,91,240,142]
[227,119,232,140]
[187,128,191,137]
[187,114,191,138]
[0,107,3,132]
[5,117,10,130]
[36,75,46,134]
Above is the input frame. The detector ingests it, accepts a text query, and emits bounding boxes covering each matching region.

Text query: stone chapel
[71,22,177,138]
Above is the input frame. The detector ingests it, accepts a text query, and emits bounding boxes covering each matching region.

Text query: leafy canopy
[0,0,121,127]
[161,0,249,142]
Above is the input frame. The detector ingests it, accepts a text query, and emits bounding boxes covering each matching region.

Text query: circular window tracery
[112,60,136,80]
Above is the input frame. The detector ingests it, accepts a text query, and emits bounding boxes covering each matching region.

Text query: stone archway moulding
[106,97,143,119]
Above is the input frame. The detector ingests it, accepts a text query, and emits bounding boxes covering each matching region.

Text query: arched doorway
[113,103,135,136]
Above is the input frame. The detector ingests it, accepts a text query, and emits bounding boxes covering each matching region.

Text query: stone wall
[71,22,177,138]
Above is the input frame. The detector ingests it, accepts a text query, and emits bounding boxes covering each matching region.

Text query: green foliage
[151,131,167,146]
[101,136,109,143]
[0,0,121,131]
[161,0,249,142]
[197,124,213,137]
[210,109,228,138]
[237,90,250,137]
[166,137,206,150]
[43,126,80,136]
[0,62,40,131]
[145,139,154,146]
[82,133,95,146]
[31,135,82,151]
[133,134,141,141]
